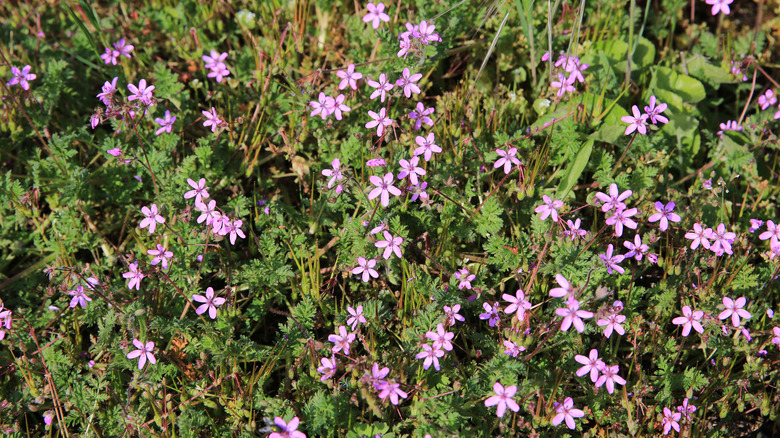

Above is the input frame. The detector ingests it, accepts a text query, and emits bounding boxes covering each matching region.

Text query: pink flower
[502,289,532,320]
[122,262,144,290]
[127,79,155,105]
[494,148,521,174]
[705,0,733,15]
[184,178,209,203]
[662,407,681,435]
[717,120,743,137]
[595,364,626,394]
[758,89,777,110]
[322,158,344,192]
[599,244,625,274]
[443,304,465,326]
[336,64,363,90]
[479,302,501,327]
[367,73,394,102]
[126,339,156,370]
[710,223,736,255]
[100,48,120,65]
[398,156,426,185]
[672,305,705,336]
[620,105,648,135]
[396,68,422,98]
[366,158,386,167]
[418,20,441,44]
[154,110,176,136]
[365,108,393,136]
[331,94,350,120]
[414,133,441,161]
[503,340,525,357]
[375,231,403,259]
[114,38,134,58]
[677,398,697,420]
[454,268,475,290]
[644,96,669,124]
[623,234,649,261]
[549,274,574,298]
[317,356,337,381]
[759,220,780,246]
[416,344,445,370]
[202,107,223,132]
[139,204,165,234]
[425,323,454,351]
[96,77,118,106]
[362,2,390,29]
[310,92,334,119]
[67,286,92,308]
[368,172,401,207]
[597,314,626,338]
[684,223,713,249]
[202,50,228,70]
[718,296,751,327]
[564,218,588,240]
[269,416,306,438]
[550,73,575,96]
[556,298,593,332]
[574,349,605,382]
[147,244,173,270]
[535,195,563,221]
[605,207,638,237]
[352,257,379,282]
[485,382,520,418]
[378,381,407,405]
[328,325,356,355]
[771,327,780,348]
[594,183,632,213]
[192,287,226,319]
[552,397,585,430]
[346,305,367,330]
[749,219,764,233]
[648,201,681,231]
[207,63,230,82]
[409,102,434,130]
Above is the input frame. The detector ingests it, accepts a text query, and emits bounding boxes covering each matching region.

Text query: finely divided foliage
[1,0,780,437]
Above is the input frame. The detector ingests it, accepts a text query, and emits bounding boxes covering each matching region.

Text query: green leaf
[557,139,593,198]
[654,66,706,103]
[632,37,656,70]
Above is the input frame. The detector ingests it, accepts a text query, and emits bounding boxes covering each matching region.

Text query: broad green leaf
[654,66,706,103]
[557,139,593,198]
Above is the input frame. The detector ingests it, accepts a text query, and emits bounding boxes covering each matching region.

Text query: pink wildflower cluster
[202,50,231,82]
[366,362,408,405]
[546,54,589,97]
[416,323,454,371]
[100,38,134,65]
[621,96,668,135]
[574,349,626,394]
[684,222,736,256]
[397,20,441,60]
[188,178,246,245]
[309,92,350,120]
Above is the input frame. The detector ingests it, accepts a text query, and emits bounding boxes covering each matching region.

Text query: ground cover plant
[1,0,780,436]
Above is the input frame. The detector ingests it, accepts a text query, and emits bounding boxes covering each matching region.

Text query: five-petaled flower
[396,68,422,98]
[672,305,705,336]
[367,73,394,102]
[621,105,648,135]
[416,344,445,371]
[574,349,605,382]
[684,223,713,249]
[398,156,426,185]
[485,382,520,418]
[556,297,593,332]
[154,110,176,136]
[718,296,751,327]
[192,287,226,319]
[595,183,632,213]
[336,64,363,90]
[409,102,434,130]
[362,2,390,29]
[552,397,586,430]
[425,323,454,351]
[503,289,532,321]
[662,407,681,435]
[7,65,37,90]
[599,244,625,274]
[139,204,165,234]
[535,195,563,222]
[366,108,393,136]
[623,234,649,261]
[352,257,379,282]
[147,244,173,270]
[67,286,92,308]
[479,302,501,327]
[549,274,574,299]
[414,133,442,161]
[346,305,367,330]
[322,158,345,193]
[127,79,155,105]
[454,268,475,290]
[368,172,401,207]
[595,364,626,394]
[317,356,337,381]
[597,314,626,338]
[605,207,638,237]
[202,107,223,132]
[705,0,733,16]
[443,304,465,326]
[375,231,403,259]
[123,262,145,290]
[328,325,356,355]
[269,416,307,438]
[648,201,681,231]
[184,178,210,203]
[644,96,669,124]
[494,148,521,175]
[126,339,156,370]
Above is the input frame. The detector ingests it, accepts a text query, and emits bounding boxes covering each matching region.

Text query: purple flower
[147,244,173,270]
[322,158,344,193]
[552,397,585,430]
[648,201,681,231]
[503,340,525,357]
[574,349,605,382]
[454,268,475,290]
[620,105,648,135]
[96,77,118,106]
[605,208,638,237]
[594,183,632,213]
[100,48,120,65]
[346,305,367,331]
[396,68,422,98]
[362,2,390,29]
[114,38,134,58]
[705,0,733,15]
[126,339,156,370]
[331,94,350,120]
[555,297,593,332]
[534,195,563,222]
[595,364,626,394]
[207,63,230,82]
[717,120,743,137]
[564,218,588,240]
[771,327,780,347]
[375,231,403,259]
[328,325,356,355]
[551,73,576,96]
[414,133,441,161]
[684,223,714,249]
[366,158,386,167]
[122,262,144,290]
[479,302,501,327]
[502,289,532,320]
[748,219,764,233]
[643,96,669,124]
[368,173,401,207]
[494,148,521,174]
[718,296,751,327]
[599,244,625,274]
[317,356,337,382]
[269,416,306,438]
[154,110,176,136]
[336,64,363,90]
[67,286,92,308]
[192,287,226,319]
[549,274,574,298]
[484,382,520,418]
[352,257,379,282]
[184,178,210,203]
[367,73,394,102]
[623,234,649,261]
[677,398,697,420]
[127,79,155,105]
[378,381,407,405]
[203,50,228,70]
[409,102,434,130]
[418,20,441,44]
[425,323,454,351]
[759,220,780,246]
[409,181,428,202]
[662,407,681,435]
[202,107,223,132]
[310,92,334,119]
[597,314,626,338]
[443,304,465,326]
[398,156,426,185]
[416,344,445,370]
[710,223,736,255]
[365,108,393,136]
[139,204,165,234]
[672,305,705,336]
